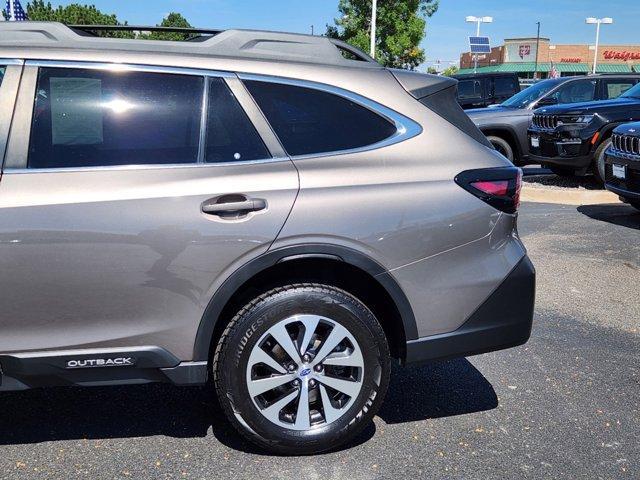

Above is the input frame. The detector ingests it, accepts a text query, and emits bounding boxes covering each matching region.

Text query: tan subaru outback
[0,22,534,454]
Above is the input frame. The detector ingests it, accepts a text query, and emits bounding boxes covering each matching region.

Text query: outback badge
[66,357,135,369]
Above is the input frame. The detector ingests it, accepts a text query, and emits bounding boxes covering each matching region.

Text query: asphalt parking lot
[0,199,638,479]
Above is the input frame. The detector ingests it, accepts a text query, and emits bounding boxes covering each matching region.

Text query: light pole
[586,17,613,74]
[370,0,377,59]
[534,22,540,80]
[466,16,493,73]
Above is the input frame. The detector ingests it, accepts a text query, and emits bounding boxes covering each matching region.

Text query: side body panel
[271,71,527,339]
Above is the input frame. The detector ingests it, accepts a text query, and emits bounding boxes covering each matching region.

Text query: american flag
[549,62,560,79]
[5,0,28,21]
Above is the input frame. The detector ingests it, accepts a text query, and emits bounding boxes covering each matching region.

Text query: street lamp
[466,16,493,73]
[370,0,377,59]
[586,17,613,74]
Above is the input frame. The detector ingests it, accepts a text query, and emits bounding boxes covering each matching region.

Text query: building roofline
[504,37,551,42]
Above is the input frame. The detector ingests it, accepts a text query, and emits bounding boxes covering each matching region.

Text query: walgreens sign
[603,50,640,61]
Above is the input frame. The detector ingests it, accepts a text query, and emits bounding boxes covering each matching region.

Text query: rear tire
[487,135,515,163]
[549,165,575,177]
[213,284,391,455]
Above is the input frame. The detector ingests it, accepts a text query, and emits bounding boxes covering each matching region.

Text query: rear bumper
[404,255,535,364]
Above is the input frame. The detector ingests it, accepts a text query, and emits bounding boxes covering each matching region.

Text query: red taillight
[470,180,509,196]
[455,167,522,214]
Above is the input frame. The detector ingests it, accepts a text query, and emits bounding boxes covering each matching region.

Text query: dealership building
[459,37,640,78]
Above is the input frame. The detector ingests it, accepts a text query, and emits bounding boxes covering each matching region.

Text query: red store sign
[560,58,582,63]
[603,50,640,61]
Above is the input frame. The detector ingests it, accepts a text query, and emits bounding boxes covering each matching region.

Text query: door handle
[202,198,267,215]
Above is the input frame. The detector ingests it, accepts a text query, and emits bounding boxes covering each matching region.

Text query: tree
[441,65,459,77]
[426,66,438,74]
[140,13,193,41]
[26,1,133,37]
[327,0,438,70]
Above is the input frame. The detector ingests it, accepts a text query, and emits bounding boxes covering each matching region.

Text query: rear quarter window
[244,80,397,156]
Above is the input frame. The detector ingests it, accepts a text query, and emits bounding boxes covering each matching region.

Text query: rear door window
[601,79,636,99]
[28,67,203,168]
[205,78,270,163]
[244,80,397,156]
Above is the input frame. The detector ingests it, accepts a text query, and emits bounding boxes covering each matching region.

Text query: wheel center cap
[298,367,312,377]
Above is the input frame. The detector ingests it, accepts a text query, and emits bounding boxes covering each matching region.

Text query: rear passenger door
[0,62,298,359]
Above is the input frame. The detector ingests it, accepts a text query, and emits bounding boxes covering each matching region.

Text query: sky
[26,0,640,70]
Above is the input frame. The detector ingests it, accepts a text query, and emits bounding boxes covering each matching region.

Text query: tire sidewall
[487,135,515,162]
[594,137,611,183]
[216,286,389,453]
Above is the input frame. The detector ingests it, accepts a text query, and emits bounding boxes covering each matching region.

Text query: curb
[521,185,621,206]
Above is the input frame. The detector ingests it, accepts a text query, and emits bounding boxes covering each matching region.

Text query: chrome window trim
[237,73,423,160]
[7,60,285,172]
[0,58,24,65]
[24,59,235,78]
[196,77,210,163]
[4,157,291,174]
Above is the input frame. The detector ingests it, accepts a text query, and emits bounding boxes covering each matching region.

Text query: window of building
[244,80,397,156]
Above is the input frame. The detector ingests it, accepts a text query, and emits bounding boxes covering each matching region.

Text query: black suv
[468,75,640,164]
[453,72,520,109]
[528,80,640,181]
[604,122,640,210]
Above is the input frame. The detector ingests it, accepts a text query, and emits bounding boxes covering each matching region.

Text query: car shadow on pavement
[378,358,497,424]
[0,358,496,453]
[577,203,640,230]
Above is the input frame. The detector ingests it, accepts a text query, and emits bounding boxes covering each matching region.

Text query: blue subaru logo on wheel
[299,368,311,377]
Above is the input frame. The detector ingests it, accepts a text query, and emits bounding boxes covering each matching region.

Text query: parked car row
[463,74,640,211]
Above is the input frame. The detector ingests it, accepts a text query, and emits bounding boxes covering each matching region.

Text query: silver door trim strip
[0,58,24,65]
[196,76,210,163]
[24,59,235,78]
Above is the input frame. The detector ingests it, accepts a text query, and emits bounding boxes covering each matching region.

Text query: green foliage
[441,65,459,77]
[426,66,438,74]
[26,1,134,38]
[327,0,439,70]
[24,3,193,41]
[138,13,193,41]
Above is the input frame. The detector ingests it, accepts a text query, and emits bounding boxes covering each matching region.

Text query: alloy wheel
[245,314,364,431]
